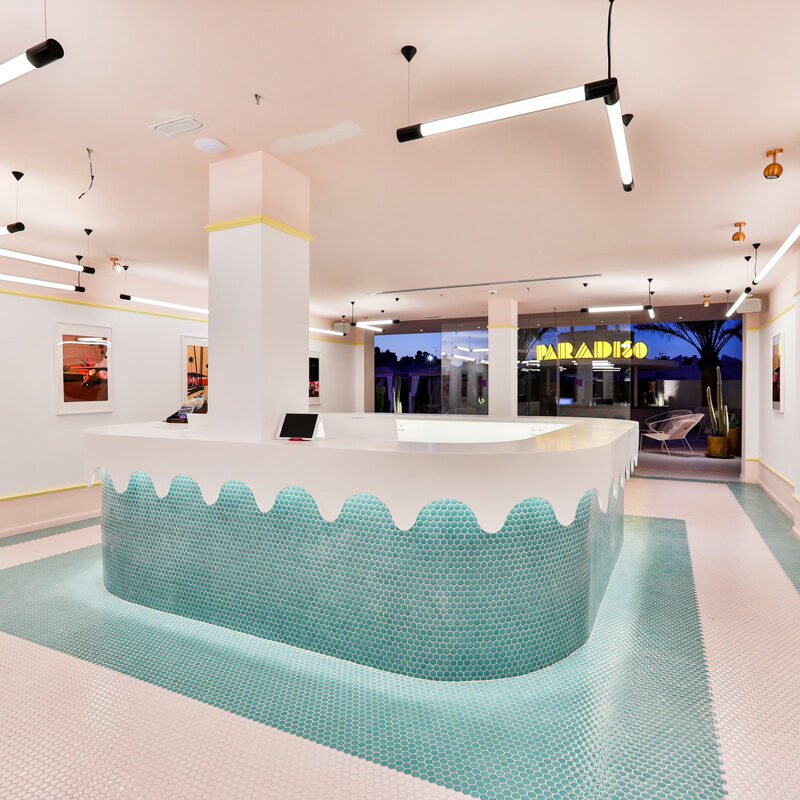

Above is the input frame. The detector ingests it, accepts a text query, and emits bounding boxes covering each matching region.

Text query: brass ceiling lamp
[732,222,746,243]
[763,148,783,180]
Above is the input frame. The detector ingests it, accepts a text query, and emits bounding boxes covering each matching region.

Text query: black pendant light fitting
[1,171,25,236]
[0,2,64,88]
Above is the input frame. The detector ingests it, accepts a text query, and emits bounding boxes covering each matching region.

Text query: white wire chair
[640,410,705,455]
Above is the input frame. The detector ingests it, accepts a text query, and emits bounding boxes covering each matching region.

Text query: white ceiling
[1,0,799,320]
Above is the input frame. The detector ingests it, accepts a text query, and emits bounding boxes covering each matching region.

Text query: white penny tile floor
[0,478,797,800]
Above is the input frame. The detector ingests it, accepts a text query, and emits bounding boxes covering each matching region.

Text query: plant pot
[728,428,741,457]
[706,435,731,459]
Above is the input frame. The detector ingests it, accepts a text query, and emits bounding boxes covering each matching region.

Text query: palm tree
[635,319,742,405]
[518,326,555,361]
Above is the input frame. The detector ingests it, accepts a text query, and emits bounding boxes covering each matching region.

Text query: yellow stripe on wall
[0,482,100,503]
[487,325,519,330]
[0,288,208,323]
[745,458,795,488]
[746,303,795,331]
[205,214,313,242]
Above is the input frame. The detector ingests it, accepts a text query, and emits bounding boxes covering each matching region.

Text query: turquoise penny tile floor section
[727,482,800,591]
[0,514,725,800]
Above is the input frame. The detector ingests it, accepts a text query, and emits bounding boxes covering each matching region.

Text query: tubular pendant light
[0,39,64,87]
[581,304,645,313]
[0,272,84,292]
[309,326,345,337]
[355,322,383,332]
[753,222,800,285]
[726,287,751,317]
[646,277,655,318]
[397,78,633,191]
[358,319,399,325]
[119,294,208,315]
[396,3,634,190]
[0,247,95,273]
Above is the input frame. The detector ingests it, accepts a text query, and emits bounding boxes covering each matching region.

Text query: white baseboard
[758,479,794,521]
[0,485,101,538]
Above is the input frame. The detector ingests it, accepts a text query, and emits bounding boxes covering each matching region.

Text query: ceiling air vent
[739,296,763,313]
[150,115,205,138]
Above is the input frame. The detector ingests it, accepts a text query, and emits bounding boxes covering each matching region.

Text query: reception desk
[85,415,638,681]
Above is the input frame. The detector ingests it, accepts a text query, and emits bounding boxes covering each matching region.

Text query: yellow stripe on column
[487,324,519,330]
[205,214,313,242]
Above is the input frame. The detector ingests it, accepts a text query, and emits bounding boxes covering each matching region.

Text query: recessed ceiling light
[194,137,227,153]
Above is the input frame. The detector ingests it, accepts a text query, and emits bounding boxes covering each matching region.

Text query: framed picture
[772,332,783,412]
[55,323,112,414]
[182,336,208,405]
[309,351,320,405]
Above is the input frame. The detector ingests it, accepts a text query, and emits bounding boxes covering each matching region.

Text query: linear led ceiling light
[309,326,345,337]
[368,273,602,296]
[0,247,95,273]
[752,221,800,285]
[358,319,399,326]
[581,304,646,314]
[355,322,383,332]
[726,287,751,318]
[396,2,634,191]
[0,272,84,292]
[119,294,208,315]
[0,39,64,87]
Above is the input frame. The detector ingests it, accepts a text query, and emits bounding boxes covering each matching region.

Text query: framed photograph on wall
[55,323,113,414]
[182,336,209,406]
[309,351,320,405]
[772,332,783,412]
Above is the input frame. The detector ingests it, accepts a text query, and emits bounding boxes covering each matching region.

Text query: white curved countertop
[84,414,639,531]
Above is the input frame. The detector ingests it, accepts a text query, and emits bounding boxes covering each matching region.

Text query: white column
[792,274,800,537]
[741,321,760,482]
[206,151,311,440]
[488,297,518,417]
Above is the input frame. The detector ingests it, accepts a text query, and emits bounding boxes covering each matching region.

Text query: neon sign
[535,340,648,360]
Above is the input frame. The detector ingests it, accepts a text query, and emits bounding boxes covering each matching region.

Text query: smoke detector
[194,137,227,153]
[150,115,205,138]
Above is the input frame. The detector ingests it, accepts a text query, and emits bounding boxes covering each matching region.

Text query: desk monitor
[278,412,319,440]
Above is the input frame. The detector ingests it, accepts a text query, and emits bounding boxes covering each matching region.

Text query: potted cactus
[706,366,731,458]
[728,413,742,457]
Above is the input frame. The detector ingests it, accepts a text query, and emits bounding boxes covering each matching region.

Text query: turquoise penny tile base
[0,514,725,800]
[101,471,624,681]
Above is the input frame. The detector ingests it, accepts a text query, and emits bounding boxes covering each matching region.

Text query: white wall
[310,336,365,414]
[0,291,208,497]
[743,263,799,537]
[0,291,364,534]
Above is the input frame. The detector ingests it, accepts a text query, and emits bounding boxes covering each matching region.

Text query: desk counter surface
[85,415,638,531]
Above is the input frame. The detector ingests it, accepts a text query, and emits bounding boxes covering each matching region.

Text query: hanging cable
[78,148,94,200]
[401,45,417,126]
[607,0,616,79]
[43,0,47,39]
